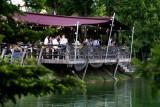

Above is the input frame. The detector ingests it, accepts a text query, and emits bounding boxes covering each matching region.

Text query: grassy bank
[83,71,132,83]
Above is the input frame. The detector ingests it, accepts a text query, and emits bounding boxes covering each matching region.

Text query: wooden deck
[40,58,130,64]
[0,44,130,65]
[0,44,133,73]
[38,45,130,65]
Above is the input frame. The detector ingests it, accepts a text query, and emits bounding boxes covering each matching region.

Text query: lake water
[4,78,160,107]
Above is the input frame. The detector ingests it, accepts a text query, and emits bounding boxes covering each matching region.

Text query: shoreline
[84,72,135,84]
[46,64,139,83]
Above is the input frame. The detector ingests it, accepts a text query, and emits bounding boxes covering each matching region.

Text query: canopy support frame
[105,13,115,62]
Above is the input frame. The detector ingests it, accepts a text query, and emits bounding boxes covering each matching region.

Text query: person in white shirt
[108,38,112,46]
[83,38,89,46]
[60,35,68,45]
[93,39,100,46]
[44,36,49,45]
[52,36,59,49]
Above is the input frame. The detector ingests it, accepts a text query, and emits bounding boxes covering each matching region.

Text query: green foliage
[113,0,160,49]
[0,34,4,43]
[132,44,160,95]
[0,0,19,15]
[14,26,58,43]
[132,44,160,78]
[0,0,59,43]
[24,0,47,12]
[17,28,42,43]
[45,0,93,16]
[146,44,160,75]
[91,0,106,16]
[41,27,58,38]
[0,58,85,105]
[0,19,58,43]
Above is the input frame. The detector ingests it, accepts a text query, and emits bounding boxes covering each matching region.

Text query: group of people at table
[43,34,116,50]
[44,34,68,48]
[43,34,101,58]
[44,34,104,46]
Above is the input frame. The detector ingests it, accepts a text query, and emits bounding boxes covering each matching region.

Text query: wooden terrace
[37,44,130,65]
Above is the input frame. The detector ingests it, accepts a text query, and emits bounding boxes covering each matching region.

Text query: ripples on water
[4,79,160,107]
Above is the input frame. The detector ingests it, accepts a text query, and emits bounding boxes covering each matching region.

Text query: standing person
[83,37,89,46]
[60,34,68,46]
[44,36,49,45]
[56,35,61,44]
[59,34,68,59]
[88,38,93,46]
[108,37,112,46]
[111,40,116,46]
[52,36,59,50]
[48,36,53,45]
[52,36,59,58]
[93,38,100,47]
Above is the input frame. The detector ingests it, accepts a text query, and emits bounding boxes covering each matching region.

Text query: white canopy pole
[75,21,80,44]
[74,21,80,60]
[129,26,135,62]
[105,13,115,62]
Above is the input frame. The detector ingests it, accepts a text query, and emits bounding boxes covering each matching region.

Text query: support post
[105,13,115,62]
[30,47,33,59]
[74,21,79,61]
[65,44,69,61]
[82,63,88,80]
[1,47,7,58]
[129,27,135,62]
[104,68,115,80]
[21,48,27,65]
[113,59,119,80]
[71,70,81,80]
[84,25,87,38]
[82,48,89,80]
[114,81,118,107]
[10,49,14,63]
[38,47,44,65]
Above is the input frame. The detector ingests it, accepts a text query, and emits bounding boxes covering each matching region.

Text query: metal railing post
[1,47,7,58]
[74,21,79,61]
[129,27,135,62]
[21,48,27,65]
[65,44,69,61]
[38,47,44,64]
[105,13,115,62]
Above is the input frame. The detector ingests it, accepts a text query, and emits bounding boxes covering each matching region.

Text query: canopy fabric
[13,12,129,29]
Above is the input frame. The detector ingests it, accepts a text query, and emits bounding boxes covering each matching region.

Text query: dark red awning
[13,12,129,29]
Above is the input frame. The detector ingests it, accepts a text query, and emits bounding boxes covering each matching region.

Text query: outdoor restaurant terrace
[2,12,134,73]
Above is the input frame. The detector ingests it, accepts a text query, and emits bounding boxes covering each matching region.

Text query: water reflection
[4,79,160,107]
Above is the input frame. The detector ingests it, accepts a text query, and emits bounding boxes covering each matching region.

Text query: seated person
[93,39,100,46]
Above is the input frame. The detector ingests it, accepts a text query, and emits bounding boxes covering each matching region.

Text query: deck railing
[38,44,130,64]
[0,44,130,64]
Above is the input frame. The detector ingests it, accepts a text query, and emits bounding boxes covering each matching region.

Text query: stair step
[119,62,134,72]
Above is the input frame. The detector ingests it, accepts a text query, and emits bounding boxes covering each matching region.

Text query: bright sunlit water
[4,78,160,107]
